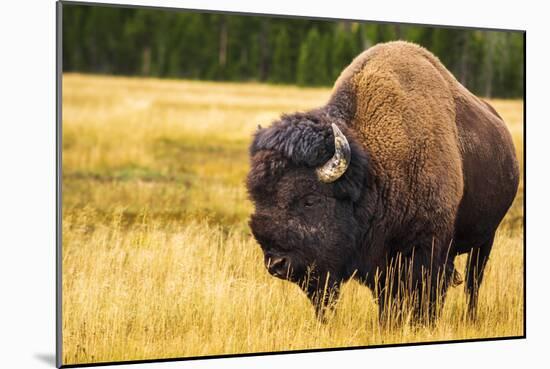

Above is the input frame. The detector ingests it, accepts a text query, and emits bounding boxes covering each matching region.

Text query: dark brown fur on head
[247,110,370,314]
[248,111,370,203]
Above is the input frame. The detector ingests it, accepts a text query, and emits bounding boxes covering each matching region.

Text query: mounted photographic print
[57,1,525,367]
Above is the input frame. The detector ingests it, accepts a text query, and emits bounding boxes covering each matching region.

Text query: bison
[246,41,519,323]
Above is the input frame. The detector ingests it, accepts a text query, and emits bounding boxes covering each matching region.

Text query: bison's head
[246,112,370,299]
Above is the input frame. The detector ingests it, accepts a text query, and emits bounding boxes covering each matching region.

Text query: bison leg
[465,232,495,319]
[378,241,456,326]
[408,249,455,325]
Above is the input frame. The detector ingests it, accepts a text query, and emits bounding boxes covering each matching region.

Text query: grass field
[61,74,524,365]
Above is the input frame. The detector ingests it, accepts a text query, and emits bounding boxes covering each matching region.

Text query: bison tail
[451,270,463,287]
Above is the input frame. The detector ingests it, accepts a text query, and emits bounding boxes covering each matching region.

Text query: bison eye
[303,195,318,208]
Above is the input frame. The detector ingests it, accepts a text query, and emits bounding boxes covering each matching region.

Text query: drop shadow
[34,353,56,367]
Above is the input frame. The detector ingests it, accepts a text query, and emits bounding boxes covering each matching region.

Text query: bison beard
[246,41,519,325]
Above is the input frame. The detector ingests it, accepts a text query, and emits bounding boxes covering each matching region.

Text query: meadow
[61,74,524,365]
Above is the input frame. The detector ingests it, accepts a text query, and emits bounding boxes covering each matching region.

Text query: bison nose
[267,256,290,278]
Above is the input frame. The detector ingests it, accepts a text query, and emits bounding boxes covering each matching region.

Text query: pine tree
[331,27,356,81]
[271,28,292,83]
[296,28,329,86]
[61,5,524,98]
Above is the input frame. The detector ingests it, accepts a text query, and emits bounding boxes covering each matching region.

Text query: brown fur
[335,42,464,250]
[331,41,518,318]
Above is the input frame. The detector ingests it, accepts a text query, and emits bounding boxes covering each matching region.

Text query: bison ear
[332,138,369,202]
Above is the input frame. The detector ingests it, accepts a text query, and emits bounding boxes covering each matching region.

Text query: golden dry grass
[61,74,524,365]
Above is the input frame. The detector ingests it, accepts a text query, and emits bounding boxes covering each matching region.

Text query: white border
[1,1,547,368]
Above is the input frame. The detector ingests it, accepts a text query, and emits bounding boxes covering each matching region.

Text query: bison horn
[316,123,351,183]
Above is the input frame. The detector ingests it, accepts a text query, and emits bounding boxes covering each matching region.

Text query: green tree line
[63,4,524,98]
